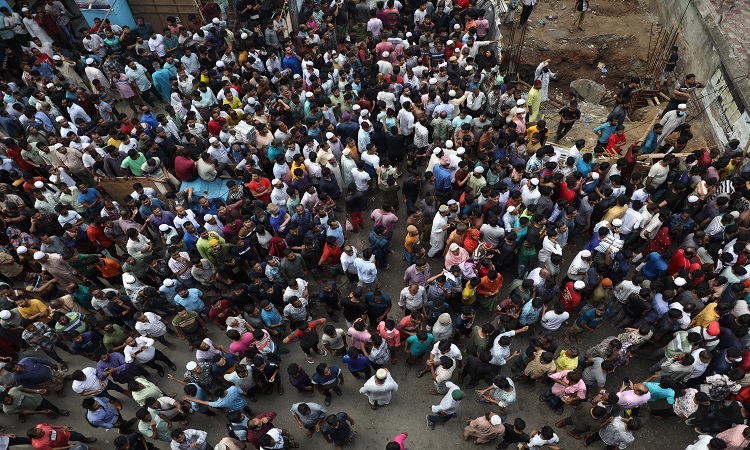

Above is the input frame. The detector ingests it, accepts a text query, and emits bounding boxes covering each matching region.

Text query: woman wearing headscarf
[431,313,454,342]
[445,242,470,269]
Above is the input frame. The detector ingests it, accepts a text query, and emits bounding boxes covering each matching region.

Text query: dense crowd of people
[0,0,747,449]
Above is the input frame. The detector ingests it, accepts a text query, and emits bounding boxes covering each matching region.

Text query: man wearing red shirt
[319,237,343,273]
[667,247,697,276]
[559,178,577,204]
[208,298,241,328]
[248,171,272,204]
[87,217,116,254]
[28,423,96,450]
[174,150,198,181]
[207,111,224,136]
[560,280,585,313]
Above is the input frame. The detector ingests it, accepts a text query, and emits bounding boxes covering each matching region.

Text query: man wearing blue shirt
[433,156,453,204]
[174,285,207,314]
[185,385,253,415]
[593,116,618,147]
[83,396,137,433]
[77,183,103,215]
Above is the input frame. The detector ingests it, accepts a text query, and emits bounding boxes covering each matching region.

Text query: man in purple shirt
[616,381,651,416]
[148,206,176,232]
[403,260,432,287]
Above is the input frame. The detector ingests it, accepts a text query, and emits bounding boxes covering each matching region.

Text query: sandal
[277,386,285,395]
[416,369,427,378]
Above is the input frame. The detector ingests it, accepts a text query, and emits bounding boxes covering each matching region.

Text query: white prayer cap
[507,206,516,213]
[474,166,484,174]
[445,140,454,149]
[33,251,46,260]
[17,246,28,255]
[456,147,465,155]
[382,51,389,58]
[163,279,174,287]
[204,214,214,221]
[429,78,437,85]
[186,361,198,370]
[574,280,586,290]
[448,90,456,97]
[517,99,526,105]
[581,250,592,258]
[516,108,526,114]
[159,224,169,232]
[612,219,623,227]
[326,132,334,139]
[591,172,600,179]
[34,181,44,188]
[446,40,454,46]
[52,55,61,61]
[674,277,687,287]
[688,195,699,203]
[212,18,220,24]
[123,274,136,284]
[52,143,63,150]
[432,147,442,154]
[240,33,248,39]
[678,103,687,109]
[360,110,368,117]
[0,311,10,320]
[530,178,539,186]
[305,92,314,98]
[55,115,65,122]
[86,58,94,64]
[216,61,225,68]
[490,415,502,426]
[209,137,218,143]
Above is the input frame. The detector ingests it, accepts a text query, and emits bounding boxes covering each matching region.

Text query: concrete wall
[648,0,750,147]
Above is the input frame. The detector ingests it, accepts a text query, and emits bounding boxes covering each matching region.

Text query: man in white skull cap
[566,250,593,283]
[657,103,687,149]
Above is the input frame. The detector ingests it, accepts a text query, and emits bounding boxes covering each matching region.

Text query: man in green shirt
[1,385,70,420]
[103,323,127,352]
[121,149,147,176]
[135,407,172,442]
[130,377,164,406]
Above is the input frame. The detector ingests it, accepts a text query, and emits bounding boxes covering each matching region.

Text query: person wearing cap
[463,411,506,444]
[427,381,464,429]
[657,103,687,149]
[359,367,398,409]
[468,166,487,197]
[34,251,83,288]
[428,205,451,258]
[565,250,593,284]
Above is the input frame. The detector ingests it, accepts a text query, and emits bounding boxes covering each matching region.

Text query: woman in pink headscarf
[445,242,470,269]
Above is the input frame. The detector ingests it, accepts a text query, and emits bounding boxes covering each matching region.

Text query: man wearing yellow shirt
[16,296,52,323]
[555,347,580,372]
[527,80,543,123]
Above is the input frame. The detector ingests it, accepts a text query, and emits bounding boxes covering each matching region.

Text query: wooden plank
[98,177,170,202]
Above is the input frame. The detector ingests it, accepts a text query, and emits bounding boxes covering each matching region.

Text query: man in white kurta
[657,104,686,148]
[428,206,450,258]
[359,369,399,407]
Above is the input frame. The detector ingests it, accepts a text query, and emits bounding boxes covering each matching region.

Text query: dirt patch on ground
[501,0,658,104]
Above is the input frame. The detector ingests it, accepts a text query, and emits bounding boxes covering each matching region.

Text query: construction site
[498,0,750,161]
